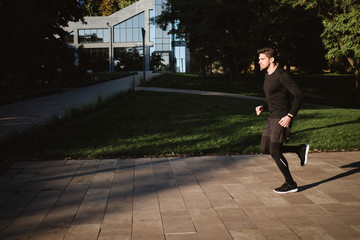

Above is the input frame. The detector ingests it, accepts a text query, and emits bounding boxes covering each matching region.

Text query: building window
[114,12,145,43]
[79,48,109,71]
[114,47,143,71]
[151,0,171,52]
[175,46,186,73]
[78,29,109,44]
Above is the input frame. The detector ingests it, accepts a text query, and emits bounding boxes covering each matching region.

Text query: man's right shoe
[274,182,298,194]
[298,143,309,166]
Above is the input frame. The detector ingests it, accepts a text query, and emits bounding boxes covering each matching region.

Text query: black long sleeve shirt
[263,68,304,118]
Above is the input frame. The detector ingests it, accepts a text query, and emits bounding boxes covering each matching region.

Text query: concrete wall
[65,0,154,71]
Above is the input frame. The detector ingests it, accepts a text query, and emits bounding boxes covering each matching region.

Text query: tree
[287,0,360,88]
[79,0,102,16]
[155,0,325,78]
[0,0,85,90]
[81,0,138,16]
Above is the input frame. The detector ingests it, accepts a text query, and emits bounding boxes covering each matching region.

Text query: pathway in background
[136,86,265,101]
[0,73,160,140]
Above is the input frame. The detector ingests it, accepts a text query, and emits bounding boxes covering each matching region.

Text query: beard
[259,63,269,70]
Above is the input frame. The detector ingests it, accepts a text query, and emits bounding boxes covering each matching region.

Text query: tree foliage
[81,0,138,16]
[0,0,86,91]
[155,0,325,79]
[287,0,360,88]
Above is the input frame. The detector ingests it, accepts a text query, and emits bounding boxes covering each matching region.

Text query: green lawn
[1,91,359,162]
[0,71,131,106]
[148,73,358,108]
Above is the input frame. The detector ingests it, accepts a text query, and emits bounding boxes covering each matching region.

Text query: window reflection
[78,29,109,43]
[113,12,145,43]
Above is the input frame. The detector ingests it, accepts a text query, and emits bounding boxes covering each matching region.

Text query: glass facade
[174,46,186,73]
[114,12,145,43]
[149,0,173,71]
[78,29,109,43]
[152,0,171,52]
[67,0,188,73]
[114,47,143,71]
[79,48,109,71]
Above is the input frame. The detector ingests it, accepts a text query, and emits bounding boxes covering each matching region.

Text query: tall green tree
[0,0,85,89]
[79,0,102,16]
[81,0,137,16]
[155,0,324,78]
[287,0,360,88]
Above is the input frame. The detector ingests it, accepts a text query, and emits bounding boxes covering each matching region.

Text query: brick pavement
[0,152,359,240]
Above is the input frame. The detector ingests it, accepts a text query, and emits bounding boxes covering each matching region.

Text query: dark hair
[257,47,277,62]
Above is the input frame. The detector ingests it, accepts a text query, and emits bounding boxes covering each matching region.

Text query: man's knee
[270,142,282,158]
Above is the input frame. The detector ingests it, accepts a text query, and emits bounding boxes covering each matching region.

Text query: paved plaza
[1,75,359,239]
[0,152,359,240]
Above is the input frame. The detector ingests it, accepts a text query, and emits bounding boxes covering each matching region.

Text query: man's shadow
[298,161,360,192]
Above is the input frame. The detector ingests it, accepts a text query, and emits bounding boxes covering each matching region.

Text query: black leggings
[261,136,297,185]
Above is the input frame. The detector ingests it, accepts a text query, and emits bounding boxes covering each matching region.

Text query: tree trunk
[336,36,359,89]
[233,52,240,80]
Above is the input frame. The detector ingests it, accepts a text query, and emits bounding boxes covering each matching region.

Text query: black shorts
[262,118,291,144]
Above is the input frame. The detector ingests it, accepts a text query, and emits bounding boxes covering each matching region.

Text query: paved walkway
[0,152,359,239]
[0,72,160,140]
[136,87,265,101]
[0,73,263,140]
[0,74,359,239]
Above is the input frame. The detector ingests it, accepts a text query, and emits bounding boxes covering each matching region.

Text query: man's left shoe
[273,182,298,194]
[298,143,309,166]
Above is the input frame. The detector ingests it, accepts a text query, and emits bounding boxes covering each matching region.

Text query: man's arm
[278,72,304,127]
[280,72,304,116]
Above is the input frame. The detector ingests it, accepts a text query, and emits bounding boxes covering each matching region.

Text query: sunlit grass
[1,91,359,162]
[148,73,358,108]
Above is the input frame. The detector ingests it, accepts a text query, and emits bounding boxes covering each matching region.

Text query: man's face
[258,53,272,70]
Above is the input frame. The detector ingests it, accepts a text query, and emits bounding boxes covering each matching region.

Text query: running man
[256,47,309,194]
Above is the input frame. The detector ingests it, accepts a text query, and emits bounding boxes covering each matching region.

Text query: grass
[148,73,359,108]
[1,91,359,162]
[0,71,131,106]
[148,73,265,97]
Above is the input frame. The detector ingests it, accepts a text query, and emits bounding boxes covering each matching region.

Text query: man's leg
[270,142,295,185]
[260,119,271,154]
[282,119,309,166]
[282,144,309,166]
[269,119,298,193]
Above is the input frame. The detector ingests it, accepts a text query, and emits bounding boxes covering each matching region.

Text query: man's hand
[255,105,264,115]
[278,115,292,128]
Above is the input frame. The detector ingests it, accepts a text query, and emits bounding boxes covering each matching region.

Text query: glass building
[65,0,190,73]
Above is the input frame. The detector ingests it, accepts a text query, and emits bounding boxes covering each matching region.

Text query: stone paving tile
[229,229,267,240]
[40,204,80,228]
[99,212,132,239]
[165,232,199,240]
[161,210,196,234]
[189,208,233,240]
[32,227,69,240]
[258,224,301,240]
[64,224,101,240]
[157,187,187,211]
[132,210,164,240]
[0,152,359,239]
[215,208,256,231]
